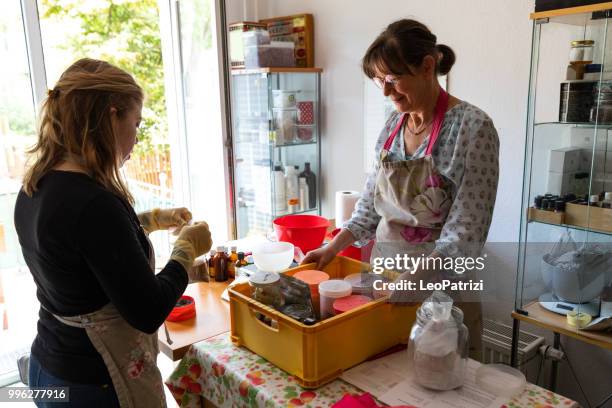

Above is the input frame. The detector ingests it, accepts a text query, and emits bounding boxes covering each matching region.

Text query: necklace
[406,116,433,136]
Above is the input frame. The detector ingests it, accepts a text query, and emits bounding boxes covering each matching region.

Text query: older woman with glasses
[302,19,499,360]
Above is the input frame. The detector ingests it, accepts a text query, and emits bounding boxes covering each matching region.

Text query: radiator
[482,319,545,382]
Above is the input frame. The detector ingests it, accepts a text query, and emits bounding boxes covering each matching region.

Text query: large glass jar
[249,272,284,308]
[408,291,469,391]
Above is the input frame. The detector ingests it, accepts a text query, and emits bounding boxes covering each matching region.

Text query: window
[0,0,39,385]
[0,0,230,383]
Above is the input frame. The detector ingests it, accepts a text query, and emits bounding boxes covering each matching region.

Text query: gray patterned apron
[372,89,482,359]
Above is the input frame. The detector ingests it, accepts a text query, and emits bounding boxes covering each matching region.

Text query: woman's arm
[76,193,188,334]
[435,116,500,259]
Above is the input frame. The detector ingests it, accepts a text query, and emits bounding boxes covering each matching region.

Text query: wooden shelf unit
[513,301,612,350]
[530,2,612,22]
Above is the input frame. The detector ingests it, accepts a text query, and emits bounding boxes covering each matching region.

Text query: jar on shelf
[249,271,283,308]
[273,108,297,144]
[408,291,469,391]
[569,40,595,65]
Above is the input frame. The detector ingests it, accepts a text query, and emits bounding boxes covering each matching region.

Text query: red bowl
[167,295,196,322]
[273,215,330,254]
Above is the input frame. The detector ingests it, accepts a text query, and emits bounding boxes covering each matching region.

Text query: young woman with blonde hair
[15,58,211,407]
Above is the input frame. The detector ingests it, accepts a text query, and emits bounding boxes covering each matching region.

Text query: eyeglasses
[373,75,400,89]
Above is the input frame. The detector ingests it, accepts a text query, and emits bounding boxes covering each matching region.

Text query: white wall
[225,0,612,405]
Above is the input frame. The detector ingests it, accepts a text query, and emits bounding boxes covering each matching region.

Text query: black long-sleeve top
[14,170,187,384]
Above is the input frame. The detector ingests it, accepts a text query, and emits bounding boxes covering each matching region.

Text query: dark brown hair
[23,58,143,204]
[362,19,455,78]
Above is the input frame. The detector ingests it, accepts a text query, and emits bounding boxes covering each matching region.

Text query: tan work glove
[138,207,193,234]
[170,222,213,272]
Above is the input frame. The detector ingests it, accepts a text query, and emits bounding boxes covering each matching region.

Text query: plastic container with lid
[249,271,283,308]
[569,40,595,65]
[333,295,372,315]
[272,90,298,108]
[273,108,297,144]
[294,270,330,295]
[344,273,378,297]
[475,364,526,398]
[318,280,352,319]
[244,41,295,68]
[294,269,330,316]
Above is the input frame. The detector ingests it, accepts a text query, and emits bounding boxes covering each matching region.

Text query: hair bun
[436,44,456,76]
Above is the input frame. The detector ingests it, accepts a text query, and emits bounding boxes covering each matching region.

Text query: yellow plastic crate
[228,256,417,388]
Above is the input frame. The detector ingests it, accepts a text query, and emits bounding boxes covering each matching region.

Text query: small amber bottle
[213,246,229,282]
[228,246,238,278]
[208,249,216,279]
[235,252,248,268]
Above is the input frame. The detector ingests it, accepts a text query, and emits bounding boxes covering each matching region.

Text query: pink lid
[294,270,330,294]
[333,295,372,314]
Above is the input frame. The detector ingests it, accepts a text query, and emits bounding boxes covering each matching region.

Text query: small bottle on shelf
[273,165,287,213]
[213,246,229,282]
[602,192,612,209]
[554,200,565,212]
[228,246,238,278]
[534,195,543,209]
[589,194,600,207]
[298,162,317,209]
[208,249,216,279]
[285,165,299,212]
[298,177,308,211]
[235,252,248,268]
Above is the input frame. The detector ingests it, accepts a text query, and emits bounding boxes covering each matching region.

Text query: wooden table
[158,281,231,361]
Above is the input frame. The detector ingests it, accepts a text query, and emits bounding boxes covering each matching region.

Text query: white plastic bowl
[252,241,294,272]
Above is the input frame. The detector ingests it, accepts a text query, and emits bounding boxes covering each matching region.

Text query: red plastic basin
[273,215,330,254]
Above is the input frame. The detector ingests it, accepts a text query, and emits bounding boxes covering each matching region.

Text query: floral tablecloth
[165,333,578,408]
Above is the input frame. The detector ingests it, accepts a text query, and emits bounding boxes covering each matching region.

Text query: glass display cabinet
[511,3,612,384]
[230,68,322,238]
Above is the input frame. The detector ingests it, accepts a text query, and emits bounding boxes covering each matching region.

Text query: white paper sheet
[341,350,409,395]
[342,354,507,408]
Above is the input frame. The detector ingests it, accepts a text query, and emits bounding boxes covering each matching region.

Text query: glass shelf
[534,121,612,129]
[273,207,319,217]
[528,218,612,236]
[234,139,317,148]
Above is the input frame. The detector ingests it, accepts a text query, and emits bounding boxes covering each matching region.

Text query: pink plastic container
[333,295,372,314]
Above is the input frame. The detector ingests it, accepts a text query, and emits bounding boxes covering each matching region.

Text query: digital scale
[538,292,600,317]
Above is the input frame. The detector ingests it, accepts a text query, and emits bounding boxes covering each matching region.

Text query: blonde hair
[23,58,143,205]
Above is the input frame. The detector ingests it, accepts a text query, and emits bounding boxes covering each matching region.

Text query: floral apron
[45,232,166,407]
[372,88,452,259]
[372,89,483,359]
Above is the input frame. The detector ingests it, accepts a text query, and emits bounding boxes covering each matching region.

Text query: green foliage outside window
[40,0,168,155]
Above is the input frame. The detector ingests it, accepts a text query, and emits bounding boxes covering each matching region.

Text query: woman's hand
[170,222,213,272]
[301,246,337,270]
[155,207,192,230]
[138,207,193,234]
[301,228,357,270]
